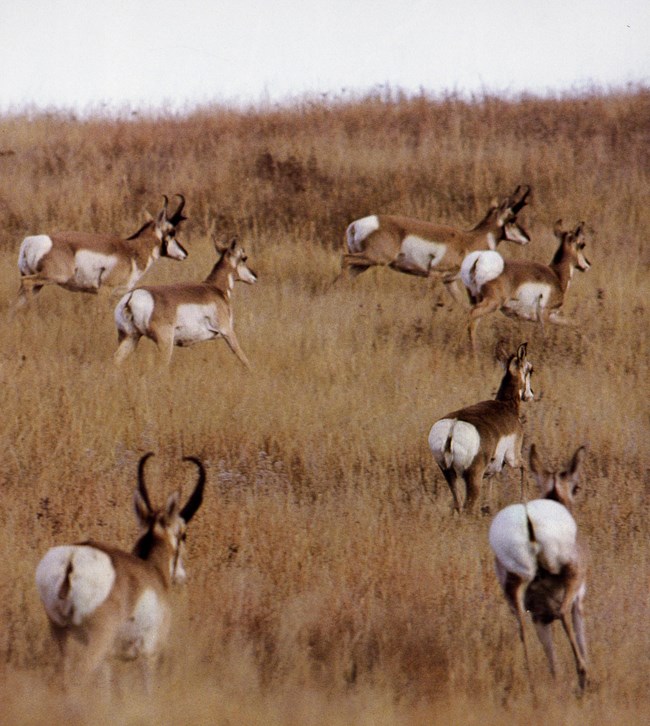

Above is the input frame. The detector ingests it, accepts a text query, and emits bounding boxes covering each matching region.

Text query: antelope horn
[137,452,155,512]
[169,193,187,224]
[179,456,206,523]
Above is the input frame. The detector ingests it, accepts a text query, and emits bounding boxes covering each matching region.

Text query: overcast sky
[1,0,648,113]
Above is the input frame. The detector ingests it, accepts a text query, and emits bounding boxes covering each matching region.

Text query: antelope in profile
[489,444,588,692]
[428,342,534,513]
[461,220,591,348]
[17,194,189,305]
[114,237,257,367]
[35,452,205,692]
[338,184,531,299]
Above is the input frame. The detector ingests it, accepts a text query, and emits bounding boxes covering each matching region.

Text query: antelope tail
[443,424,455,469]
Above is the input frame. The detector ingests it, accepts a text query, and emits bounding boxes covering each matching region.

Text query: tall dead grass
[0,88,648,724]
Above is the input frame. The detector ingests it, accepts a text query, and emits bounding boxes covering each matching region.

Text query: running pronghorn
[17,194,189,305]
[338,184,531,299]
[489,444,588,692]
[35,452,205,692]
[461,219,591,348]
[114,237,257,367]
[428,342,534,513]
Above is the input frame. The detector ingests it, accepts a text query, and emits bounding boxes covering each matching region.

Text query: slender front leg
[222,331,251,370]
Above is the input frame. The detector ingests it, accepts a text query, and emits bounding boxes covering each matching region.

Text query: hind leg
[114,332,141,365]
[441,468,462,512]
[463,466,486,514]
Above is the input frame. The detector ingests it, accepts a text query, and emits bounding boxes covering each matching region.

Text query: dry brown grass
[0,88,648,724]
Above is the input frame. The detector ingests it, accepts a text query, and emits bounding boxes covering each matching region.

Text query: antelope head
[529,444,586,510]
[497,185,531,245]
[132,452,205,585]
[216,237,258,285]
[497,342,535,402]
[553,220,591,272]
[155,194,189,261]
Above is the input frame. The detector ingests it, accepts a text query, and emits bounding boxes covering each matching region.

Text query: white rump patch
[489,500,578,581]
[502,282,553,321]
[116,588,168,659]
[486,433,519,474]
[35,545,116,627]
[398,235,447,274]
[18,235,53,275]
[114,289,155,335]
[461,250,504,297]
[428,418,480,473]
[346,215,380,253]
[174,303,220,346]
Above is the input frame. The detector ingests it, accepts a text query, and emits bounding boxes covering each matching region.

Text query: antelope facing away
[17,194,189,306]
[461,219,591,348]
[428,342,534,514]
[35,452,205,692]
[338,184,531,300]
[114,237,257,367]
[489,444,588,692]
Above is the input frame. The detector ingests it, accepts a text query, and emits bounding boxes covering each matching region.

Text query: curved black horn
[169,193,187,224]
[510,184,531,213]
[180,456,206,523]
[137,452,155,511]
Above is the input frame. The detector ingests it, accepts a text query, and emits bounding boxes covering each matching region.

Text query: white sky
[1,0,648,113]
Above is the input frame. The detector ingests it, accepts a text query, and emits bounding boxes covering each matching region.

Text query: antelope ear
[516,342,528,362]
[568,445,587,480]
[573,221,585,238]
[229,236,238,251]
[553,219,564,239]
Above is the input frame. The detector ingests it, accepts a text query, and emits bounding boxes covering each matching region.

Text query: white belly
[174,303,221,345]
[116,588,169,660]
[503,282,553,320]
[73,250,119,289]
[18,235,53,274]
[399,235,447,274]
[486,433,519,474]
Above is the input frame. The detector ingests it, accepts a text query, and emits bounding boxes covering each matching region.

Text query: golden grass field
[0,89,648,724]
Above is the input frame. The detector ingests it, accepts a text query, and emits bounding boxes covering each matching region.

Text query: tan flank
[114,236,257,367]
[489,444,588,692]
[35,453,206,693]
[17,194,189,305]
[428,342,534,513]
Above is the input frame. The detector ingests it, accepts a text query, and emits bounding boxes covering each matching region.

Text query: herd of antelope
[20,184,593,698]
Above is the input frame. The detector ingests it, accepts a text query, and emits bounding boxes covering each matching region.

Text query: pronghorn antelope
[338,184,531,298]
[489,444,588,691]
[35,452,205,692]
[428,342,534,514]
[461,219,591,348]
[114,237,257,367]
[17,194,189,305]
